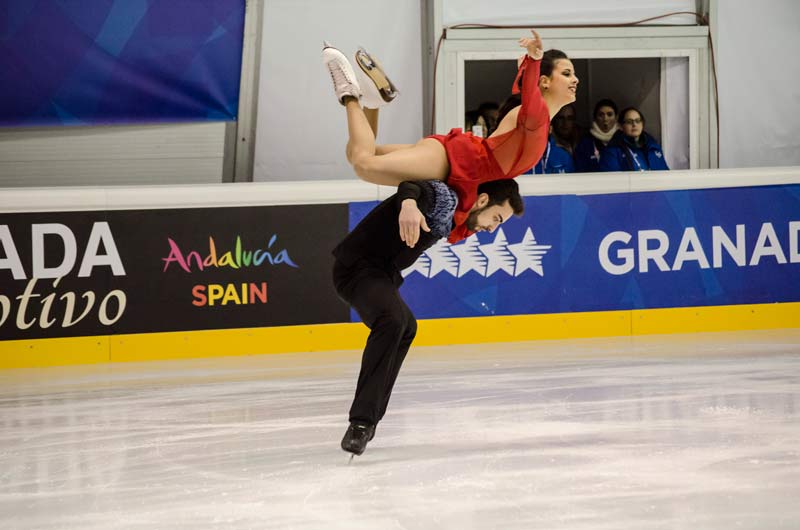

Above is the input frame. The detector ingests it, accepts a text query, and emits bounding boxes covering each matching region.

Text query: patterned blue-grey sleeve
[426,181,459,239]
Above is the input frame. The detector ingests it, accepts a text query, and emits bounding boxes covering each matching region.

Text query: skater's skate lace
[327,61,355,93]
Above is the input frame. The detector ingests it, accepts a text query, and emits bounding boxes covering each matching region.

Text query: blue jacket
[574,133,605,173]
[533,135,575,174]
[599,131,669,172]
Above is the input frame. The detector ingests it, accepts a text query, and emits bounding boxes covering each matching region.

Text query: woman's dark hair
[593,98,618,119]
[477,179,525,216]
[477,101,499,114]
[552,104,579,150]
[540,49,569,77]
[496,93,521,124]
[498,49,571,124]
[513,49,569,92]
[618,107,647,147]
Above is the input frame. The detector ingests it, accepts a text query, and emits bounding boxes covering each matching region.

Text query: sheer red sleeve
[445,57,551,244]
[485,55,550,177]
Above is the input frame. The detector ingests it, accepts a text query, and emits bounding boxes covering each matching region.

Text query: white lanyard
[625,147,645,172]
[539,139,552,173]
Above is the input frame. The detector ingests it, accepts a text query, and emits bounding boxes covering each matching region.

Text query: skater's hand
[519,29,543,61]
[399,199,430,247]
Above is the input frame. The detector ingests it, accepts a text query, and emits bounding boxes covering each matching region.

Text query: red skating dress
[428,56,550,243]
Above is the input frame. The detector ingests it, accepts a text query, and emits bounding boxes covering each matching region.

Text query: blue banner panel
[349,185,800,320]
[0,0,244,127]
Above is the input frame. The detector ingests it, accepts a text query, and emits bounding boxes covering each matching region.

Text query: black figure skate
[341,421,376,456]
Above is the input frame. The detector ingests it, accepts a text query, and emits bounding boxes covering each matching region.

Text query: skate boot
[354,47,399,109]
[341,421,375,456]
[322,41,362,105]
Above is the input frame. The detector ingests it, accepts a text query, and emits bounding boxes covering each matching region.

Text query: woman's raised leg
[344,98,377,165]
[364,108,379,138]
[364,108,415,155]
[344,99,449,185]
[324,45,449,185]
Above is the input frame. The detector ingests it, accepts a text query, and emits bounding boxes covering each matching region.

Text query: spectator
[575,98,619,172]
[466,101,500,138]
[534,104,577,174]
[600,107,669,172]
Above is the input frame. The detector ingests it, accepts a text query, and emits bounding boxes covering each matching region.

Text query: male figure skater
[333,178,524,455]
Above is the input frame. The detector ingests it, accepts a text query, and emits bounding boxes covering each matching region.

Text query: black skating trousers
[333,258,417,425]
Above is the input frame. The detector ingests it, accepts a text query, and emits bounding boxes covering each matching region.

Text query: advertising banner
[0,205,349,341]
[350,184,800,320]
[3,184,798,341]
[0,0,245,127]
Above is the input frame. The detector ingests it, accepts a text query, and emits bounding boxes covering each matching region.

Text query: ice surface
[1,329,799,529]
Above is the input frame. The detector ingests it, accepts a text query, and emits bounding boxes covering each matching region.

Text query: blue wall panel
[349,185,800,321]
[0,0,245,126]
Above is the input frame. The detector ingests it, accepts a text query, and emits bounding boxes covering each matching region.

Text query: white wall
[0,123,227,188]
[716,0,800,168]
[442,0,698,26]
[663,57,690,170]
[4,0,796,189]
[253,0,423,182]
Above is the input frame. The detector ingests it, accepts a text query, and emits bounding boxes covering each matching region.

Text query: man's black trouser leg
[334,261,417,425]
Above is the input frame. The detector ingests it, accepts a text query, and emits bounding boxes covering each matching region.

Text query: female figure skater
[323,30,578,242]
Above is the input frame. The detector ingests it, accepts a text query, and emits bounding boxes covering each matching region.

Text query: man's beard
[465,206,486,231]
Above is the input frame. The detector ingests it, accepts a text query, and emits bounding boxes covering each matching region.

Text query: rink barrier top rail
[1,167,799,213]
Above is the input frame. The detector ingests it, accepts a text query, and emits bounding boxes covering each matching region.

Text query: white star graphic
[423,239,460,278]
[507,227,552,276]
[479,228,517,277]
[450,234,487,277]
[401,252,430,277]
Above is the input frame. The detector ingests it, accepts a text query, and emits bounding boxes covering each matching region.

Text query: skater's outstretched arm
[486,30,576,177]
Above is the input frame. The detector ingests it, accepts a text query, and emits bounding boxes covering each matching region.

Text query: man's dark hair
[477,179,524,216]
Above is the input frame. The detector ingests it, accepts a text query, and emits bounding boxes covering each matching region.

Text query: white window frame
[434,26,716,169]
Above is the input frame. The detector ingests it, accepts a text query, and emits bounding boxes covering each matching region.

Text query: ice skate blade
[355,49,398,102]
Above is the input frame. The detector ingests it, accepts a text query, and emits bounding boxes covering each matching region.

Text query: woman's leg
[364,107,415,155]
[362,107,414,154]
[348,108,410,158]
[356,139,449,184]
[345,98,377,164]
[364,107,379,137]
[344,99,449,185]
[376,144,414,155]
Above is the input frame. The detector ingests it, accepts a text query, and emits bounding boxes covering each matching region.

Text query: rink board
[1,301,799,368]
[1,168,799,368]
